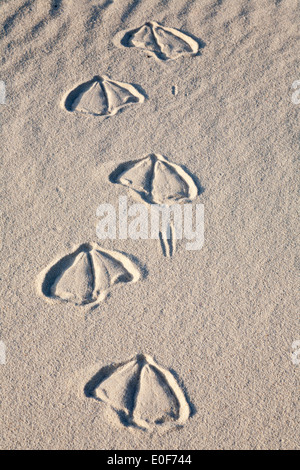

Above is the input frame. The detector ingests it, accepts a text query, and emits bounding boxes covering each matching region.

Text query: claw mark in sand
[116,21,199,61]
[37,243,140,306]
[62,75,145,117]
[171,85,178,96]
[85,354,191,430]
[159,221,176,258]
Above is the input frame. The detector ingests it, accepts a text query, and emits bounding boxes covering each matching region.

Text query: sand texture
[0,0,299,450]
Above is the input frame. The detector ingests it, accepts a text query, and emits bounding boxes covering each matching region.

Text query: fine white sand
[0,0,299,450]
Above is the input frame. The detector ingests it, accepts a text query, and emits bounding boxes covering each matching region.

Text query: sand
[0,0,299,450]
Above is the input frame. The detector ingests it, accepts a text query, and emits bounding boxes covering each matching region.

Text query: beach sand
[0,0,299,449]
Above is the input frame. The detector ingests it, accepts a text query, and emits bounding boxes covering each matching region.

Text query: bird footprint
[37,243,140,306]
[85,354,191,430]
[109,153,198,205]
[116,21,199,61]
[63,75,145,117]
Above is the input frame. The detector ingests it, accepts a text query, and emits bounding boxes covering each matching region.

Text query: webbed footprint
[109,153,198,205]
[85,354,191,430]
[63,76,145,117]
[37,243,140,306]
[117,21,199,61]
[109,154,199,257]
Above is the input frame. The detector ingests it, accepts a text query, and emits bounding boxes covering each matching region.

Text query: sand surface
[0,0,299,450]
